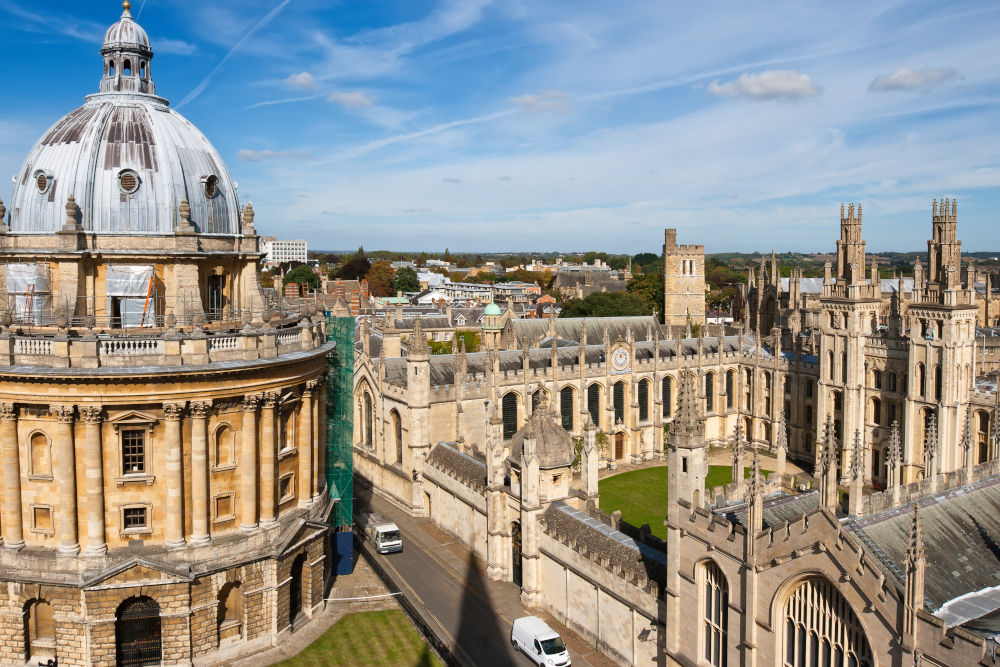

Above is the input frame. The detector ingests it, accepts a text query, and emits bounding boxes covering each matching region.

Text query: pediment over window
[108,410,159,431]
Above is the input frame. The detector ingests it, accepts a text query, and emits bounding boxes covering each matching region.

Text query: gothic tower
[663,228,706,329]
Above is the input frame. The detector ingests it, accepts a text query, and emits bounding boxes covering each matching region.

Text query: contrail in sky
[177,0,293,110]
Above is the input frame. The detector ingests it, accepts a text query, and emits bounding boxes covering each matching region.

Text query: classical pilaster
[0,402,23,549]
[80,406,107,556]
[163,402,186,549]
[299,380,317,506]
[241,394,261,533]
[309,378,324,501]
[190,400,212,545]
[260,391,279,526]
[51,405,79,556]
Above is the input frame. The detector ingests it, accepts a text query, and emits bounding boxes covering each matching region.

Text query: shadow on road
[456,554,517,666]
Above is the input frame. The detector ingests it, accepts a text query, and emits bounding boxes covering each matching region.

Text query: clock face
[611,347,631,371]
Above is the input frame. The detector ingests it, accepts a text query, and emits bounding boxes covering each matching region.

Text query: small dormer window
[203,174,219,199]
[33,170,52,194]
[118,169,140,195]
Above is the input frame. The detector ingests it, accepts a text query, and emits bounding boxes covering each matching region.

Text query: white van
[510,616,571,666]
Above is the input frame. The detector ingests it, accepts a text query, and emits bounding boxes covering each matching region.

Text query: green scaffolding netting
[325,316,354,528]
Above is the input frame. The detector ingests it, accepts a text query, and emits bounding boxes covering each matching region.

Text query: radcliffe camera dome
[6,2,240,236]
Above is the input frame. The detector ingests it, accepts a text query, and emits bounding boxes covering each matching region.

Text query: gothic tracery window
[702,561,728,666]
[783,577,872,667]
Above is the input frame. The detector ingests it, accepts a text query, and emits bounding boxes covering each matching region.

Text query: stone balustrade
[0,316,328,370]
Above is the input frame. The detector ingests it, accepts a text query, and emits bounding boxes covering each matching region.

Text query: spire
[887,421,901,469]
[409,316,429,356]
[924,413,938,470]
[906,504,925,566]
[776,416,788,453]
[747,445,764,501]
[850,430,864,482]
[903,504,926,652]
[673,373,704,436]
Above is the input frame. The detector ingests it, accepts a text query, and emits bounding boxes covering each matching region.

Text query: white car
[510,616,571,666]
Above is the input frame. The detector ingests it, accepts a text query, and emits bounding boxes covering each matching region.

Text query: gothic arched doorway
[511,522,522,587]
[615,432,625,460]
[115,596,161,667]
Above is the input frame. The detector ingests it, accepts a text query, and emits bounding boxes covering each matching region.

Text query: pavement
[361,490,615,667]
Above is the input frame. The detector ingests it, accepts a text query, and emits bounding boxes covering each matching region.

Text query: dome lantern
[100,1,155,95]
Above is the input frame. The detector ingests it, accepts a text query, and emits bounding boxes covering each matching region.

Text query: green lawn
[598,465,770,540]
[277,609,443,667]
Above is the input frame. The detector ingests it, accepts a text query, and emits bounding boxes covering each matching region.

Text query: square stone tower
[663,228,706,328]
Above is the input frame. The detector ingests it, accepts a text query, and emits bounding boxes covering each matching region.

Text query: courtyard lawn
[277,609,443,667]
[598,465,769,540]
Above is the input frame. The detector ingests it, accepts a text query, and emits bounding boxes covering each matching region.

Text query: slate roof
[511,316,661,347]
[720,491,820,529]
[847,476,1000,622]
[426,443,487,493]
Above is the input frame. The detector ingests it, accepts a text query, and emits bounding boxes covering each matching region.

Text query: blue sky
[1,0,999,253]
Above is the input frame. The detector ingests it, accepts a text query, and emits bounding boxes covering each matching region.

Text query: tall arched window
[29,431,52,477]
[702,562,728,666]
[782,577,872,667]
[887,372,897,392]
[705,373,715,413]
[976,410,990,463]
[502,393,518,440]
[870,398,881,425]
[638,379,649,421]
[24,599,55,661]
[217,582,245,645]
[827,351,835,381]
[872,369,882,389]
[662,376,673,418]
[763,372,771,414]
[391,410,403,464]
[934,365,942,401]
[744,369,752,411]
[215,424,235,467]
[725,370,734,409]
[587,384,601,429]
[560,386,574,431]
[841,352,847,383]
[613,382,625,424]
[363,392,373,447]
[917,364,926,398]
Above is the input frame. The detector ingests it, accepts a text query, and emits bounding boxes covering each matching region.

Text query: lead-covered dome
[6,3,240,236]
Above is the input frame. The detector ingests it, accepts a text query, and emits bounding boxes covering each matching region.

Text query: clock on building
[611,347,631,373]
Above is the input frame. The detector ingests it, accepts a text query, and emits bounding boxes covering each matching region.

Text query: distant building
[262,237,308,265]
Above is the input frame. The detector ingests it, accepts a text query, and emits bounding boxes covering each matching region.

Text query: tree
[632,252,659,268]
[626,272,664,315]
[559,291,650,318]
[366,260,395,297]
[283,264,320,291]
[336,255,371,280]
[392,266,420,293]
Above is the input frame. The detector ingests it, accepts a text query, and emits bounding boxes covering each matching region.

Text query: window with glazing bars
[560,387,573,431]
[703,561,728,666]
[726,371,734,409]
[123,507,147,530]
[705,374,715,413]
[587,384,601,428]
[638,380,649,421]
[502,393,518,440]
[662,376,672,418]
[122,429,145,474]
[613,382,625,424]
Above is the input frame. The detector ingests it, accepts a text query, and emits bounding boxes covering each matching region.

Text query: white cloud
[327,91,376,109]
[285,72,317,90]
[237,149,314,162]
[868,67,959,92]
[509,90,571,113]
[155,38,197,55]
[708,70,821,100]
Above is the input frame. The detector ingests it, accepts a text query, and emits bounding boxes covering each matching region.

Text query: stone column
[52,405,79,556]
[240,394,261,533]
[190,400,212,545]
[310,378,324,501]
[298,382,316,507]
[260,392,279,527]
[1,402,23,549]
[80,406,107,556]
[163,402,186,549]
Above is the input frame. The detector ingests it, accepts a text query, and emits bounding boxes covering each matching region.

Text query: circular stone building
[0,5,333,666]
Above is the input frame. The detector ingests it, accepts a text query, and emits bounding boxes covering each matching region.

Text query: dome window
[118,170,140,195]
[202,175,219,199]
[33,170,53,195]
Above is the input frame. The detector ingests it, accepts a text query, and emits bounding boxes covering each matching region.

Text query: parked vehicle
[360,512,403,554]
[510,616,571,666]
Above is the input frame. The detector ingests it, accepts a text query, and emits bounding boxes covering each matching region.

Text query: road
[364,493,538,666]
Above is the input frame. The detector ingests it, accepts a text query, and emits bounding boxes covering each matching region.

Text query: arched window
[25,599,55,661]
[108,60,116,77]
[887,372,897,392]
[887,402,897,426]
[613,381,625,424]
[763,421,772,443]
[725,370,734,409]
[215,424,234,468]
[763,372,771,414]
[123,59,132,76]
[744,369,752,411]
[917,364,926,398]
[587,384,601,429]
[805,380,814,398]
[702,562,728,666]
[782,577,872,667]
[841,352,847,383]
[363,392,373,447]
[502,393,518,440]
[977,410,990,463]
[870,398,881,426]
[116,597,162,667]
[872,369,881,389]
[934,365,942,402]
[391,410,403,464]
[217,582,245,644]
[662,376,673,418]
[705,373,715,413]
[29,431,51,477]
[560,386,574,431]
[833,391,843,412]
[140,61,147,79]
[638,380,649,421]
[827,351,835,381]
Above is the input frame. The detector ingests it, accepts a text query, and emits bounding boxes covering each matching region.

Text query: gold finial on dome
[122,1,132,15]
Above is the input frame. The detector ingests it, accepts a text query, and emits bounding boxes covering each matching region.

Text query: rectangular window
[31,506,53,534]
[279,473,295,504]
[123,507,148,531]
[215,494,236,522]
[121,429,146,475]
